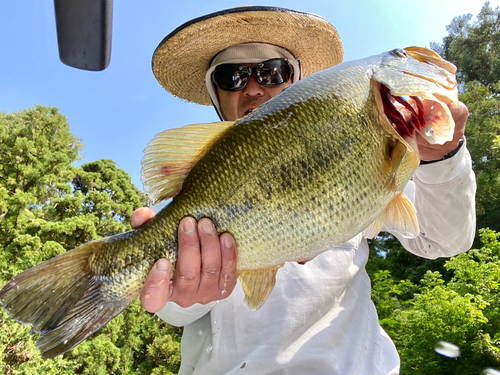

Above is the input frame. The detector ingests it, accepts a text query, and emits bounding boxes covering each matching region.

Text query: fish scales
[0,47,458,358]
[137,66,402,268]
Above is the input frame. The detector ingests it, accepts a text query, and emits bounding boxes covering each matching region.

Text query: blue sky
[1,0,496,191]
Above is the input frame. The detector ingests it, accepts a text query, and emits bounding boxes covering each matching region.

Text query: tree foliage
[369,1,500,287]
[432,1,500,91]
[460,80,500,233]
[366,4,500,373]
[431,1,500,233]
[0,106,182,374]
[372,229,500,374]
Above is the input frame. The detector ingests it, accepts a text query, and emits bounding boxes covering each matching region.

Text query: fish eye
[391,49,408,58]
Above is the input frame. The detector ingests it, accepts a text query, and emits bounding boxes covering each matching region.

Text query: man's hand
[417,101,469,162]
[131,207,238,313]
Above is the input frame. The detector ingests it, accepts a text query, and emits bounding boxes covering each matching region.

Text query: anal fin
[238,265,283,311]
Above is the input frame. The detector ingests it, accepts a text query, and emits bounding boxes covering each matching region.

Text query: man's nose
[243,75,265,96]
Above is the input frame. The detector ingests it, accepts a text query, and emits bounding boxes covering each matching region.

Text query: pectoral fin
[364,192,419,239]
[141,121,235,204]
[238,265,283,311]
[382,138,408,193]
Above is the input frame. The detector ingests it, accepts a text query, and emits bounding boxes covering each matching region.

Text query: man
[132,6,475,375]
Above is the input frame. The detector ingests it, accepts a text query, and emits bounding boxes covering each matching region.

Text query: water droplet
[221,274,228,295]
[425,127,434,137]
[483,368,500,375]
[63,339,68,345]
[205,344,213,353]
[198,330,203,336]
[434,341,460,358]
[213,320,217,324]
[100,305,104,310]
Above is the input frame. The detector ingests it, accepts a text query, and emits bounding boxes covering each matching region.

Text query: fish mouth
[381,85,425,138]
[376,47,458,145]
[380,84,455,146]
[403,47,457,76]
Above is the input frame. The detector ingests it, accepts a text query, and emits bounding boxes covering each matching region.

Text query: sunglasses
[212,58,294,91]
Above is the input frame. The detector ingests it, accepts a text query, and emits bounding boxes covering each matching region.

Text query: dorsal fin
[141,121,235,204]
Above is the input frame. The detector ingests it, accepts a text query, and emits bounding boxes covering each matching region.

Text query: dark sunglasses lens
[213,59,292,91]
[213,64,250,91]
[256,60,292,86]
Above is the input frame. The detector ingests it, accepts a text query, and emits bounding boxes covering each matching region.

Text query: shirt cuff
[414,137,470,185]
[156,300,215,327]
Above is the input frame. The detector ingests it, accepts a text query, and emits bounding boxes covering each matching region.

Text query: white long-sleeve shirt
[156,141,476,375]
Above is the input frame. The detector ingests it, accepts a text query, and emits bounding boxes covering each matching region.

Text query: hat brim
[152,6,344,106]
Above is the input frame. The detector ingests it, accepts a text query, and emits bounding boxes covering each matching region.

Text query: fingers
[139,215,238,312]
[417,101,468,161]
[172,217,203,306]
[171,217,238,308]
[219,233,238,295]
[131,207,155,229]
[449,101,468,135]
[140,258,172,313]
[197,219,223,301]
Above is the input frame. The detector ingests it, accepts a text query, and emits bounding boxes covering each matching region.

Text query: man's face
[216,65,293,121]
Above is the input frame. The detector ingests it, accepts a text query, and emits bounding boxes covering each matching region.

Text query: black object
[420,136,465,165]
[54,0,113,71]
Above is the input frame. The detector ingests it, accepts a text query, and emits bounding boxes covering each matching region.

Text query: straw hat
[152,6,344,106]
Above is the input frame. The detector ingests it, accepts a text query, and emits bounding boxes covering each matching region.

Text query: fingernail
[155,259,170,272]
[183,217,196,234]
[201,219,214,234]
[222,234,233,248]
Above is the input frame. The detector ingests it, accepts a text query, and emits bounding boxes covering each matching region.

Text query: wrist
[420,136,465,165]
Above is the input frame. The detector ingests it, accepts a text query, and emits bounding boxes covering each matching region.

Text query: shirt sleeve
[393,138,476,259]
[155,300,215,327]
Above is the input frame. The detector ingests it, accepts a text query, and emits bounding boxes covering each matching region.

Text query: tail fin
[0,238,139,358]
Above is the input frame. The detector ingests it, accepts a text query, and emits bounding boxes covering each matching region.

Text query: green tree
[0,106,182,374]
[431,1,500,91]
[368,234,452,285]
[372,229,500,374]
[460,81,500,233]
[368,1,500,286]
[431,1,500,233]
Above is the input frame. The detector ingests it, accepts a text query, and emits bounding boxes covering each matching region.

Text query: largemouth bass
[0,47,458,358]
